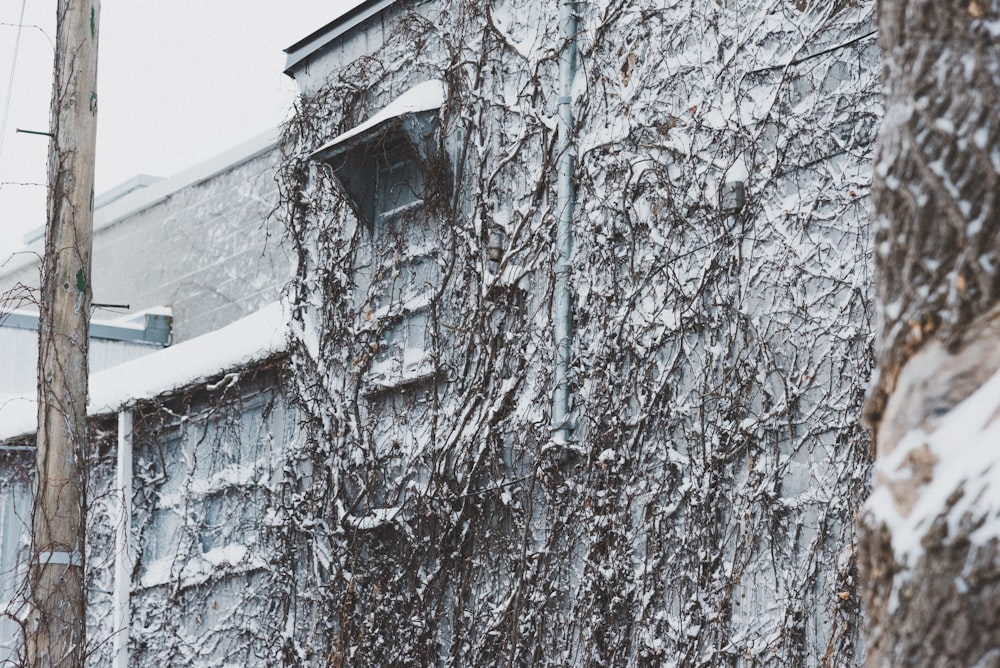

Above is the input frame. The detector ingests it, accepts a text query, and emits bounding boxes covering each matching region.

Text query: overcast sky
[0,0,359,262]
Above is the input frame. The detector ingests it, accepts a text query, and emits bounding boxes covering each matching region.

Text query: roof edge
[0,301,290,443]
[92,128,280,232]
[1,128,281,280]
[283,0,400,77]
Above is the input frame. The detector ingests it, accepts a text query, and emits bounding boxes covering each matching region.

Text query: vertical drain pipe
[552,0,578,446]
[113,409,133,668]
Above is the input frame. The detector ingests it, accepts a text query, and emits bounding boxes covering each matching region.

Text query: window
[311,80,448,388]
[367,152,439,383]
[135,390,290,588]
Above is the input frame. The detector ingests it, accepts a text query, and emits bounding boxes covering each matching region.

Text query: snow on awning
[309,79,446,162]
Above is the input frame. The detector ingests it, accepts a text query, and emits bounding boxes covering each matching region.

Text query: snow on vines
[268,0,878,665]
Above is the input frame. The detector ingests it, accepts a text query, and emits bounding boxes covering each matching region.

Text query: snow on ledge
[0,301,289,442]
[309,79,446,158]
[140,543,255,590]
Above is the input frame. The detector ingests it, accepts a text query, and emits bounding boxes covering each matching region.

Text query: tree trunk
[28,1,100,665]
[862,0,1000,665]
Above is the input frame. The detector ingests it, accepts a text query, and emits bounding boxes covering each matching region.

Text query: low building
[0,130,292,665]
[1,0,882,664]
[0,128,290,345]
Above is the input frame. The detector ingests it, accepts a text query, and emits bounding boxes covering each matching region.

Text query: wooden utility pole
[861,0,1000,665]
[28,1,100,665]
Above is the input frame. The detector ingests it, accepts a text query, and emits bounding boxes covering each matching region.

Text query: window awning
[309,79,446,163]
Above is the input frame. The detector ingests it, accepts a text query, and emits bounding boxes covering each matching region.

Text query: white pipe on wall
[552,0,578,446]
[113,409,133,668]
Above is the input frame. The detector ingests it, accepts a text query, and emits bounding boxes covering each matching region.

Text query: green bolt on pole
[15,128,54,137]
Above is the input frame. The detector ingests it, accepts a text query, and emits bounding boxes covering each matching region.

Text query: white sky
[0,0,361,262]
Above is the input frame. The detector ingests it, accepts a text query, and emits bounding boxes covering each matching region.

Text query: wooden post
[28,1,100,665]
[861,0,1000,665]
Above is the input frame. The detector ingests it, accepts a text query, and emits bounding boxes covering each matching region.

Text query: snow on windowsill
[344,505,403,530]
[156,460,266,510]
[361,292,433,331]
[483,262,530,295]
[140,543,257,590]
[364,356,435,394]
[0,301,289,442]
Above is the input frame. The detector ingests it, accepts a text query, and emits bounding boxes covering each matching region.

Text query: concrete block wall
[0,134,292,344]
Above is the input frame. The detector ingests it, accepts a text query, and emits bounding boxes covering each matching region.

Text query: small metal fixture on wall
[486,230,505,263]
[721,180,746,214]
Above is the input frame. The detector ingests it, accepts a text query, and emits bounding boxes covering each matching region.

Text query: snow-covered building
[271,0,879,664]
[1,0,881,665]
[0,128,289,346]
[0,132,292,664]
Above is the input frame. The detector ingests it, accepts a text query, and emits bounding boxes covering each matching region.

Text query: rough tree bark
[861,0,1000,666]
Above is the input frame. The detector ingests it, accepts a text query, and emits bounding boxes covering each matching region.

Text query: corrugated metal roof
[0,330,164,396]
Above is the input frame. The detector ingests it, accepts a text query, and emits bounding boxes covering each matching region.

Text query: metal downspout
[552,0,578,446]
[113,409,133,668]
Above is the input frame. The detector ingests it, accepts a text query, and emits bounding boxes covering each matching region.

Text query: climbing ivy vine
[270,0,878,665]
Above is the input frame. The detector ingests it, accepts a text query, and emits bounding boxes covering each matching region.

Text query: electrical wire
[0,0,30,167]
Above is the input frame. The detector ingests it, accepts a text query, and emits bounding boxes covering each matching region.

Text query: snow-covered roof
[0,301,289,442]
[309,79,446,161]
